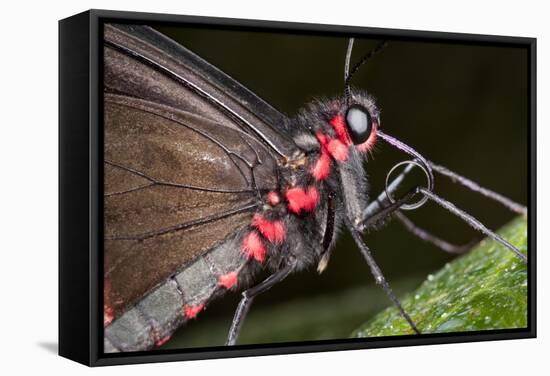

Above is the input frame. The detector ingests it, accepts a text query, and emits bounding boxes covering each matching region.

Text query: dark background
[148,24,528,348]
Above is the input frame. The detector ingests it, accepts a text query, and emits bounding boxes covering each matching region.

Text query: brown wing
[104,93,278,318]
[104,23,302,162]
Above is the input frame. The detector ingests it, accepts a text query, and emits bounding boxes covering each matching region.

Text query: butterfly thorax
[243,91,381,272]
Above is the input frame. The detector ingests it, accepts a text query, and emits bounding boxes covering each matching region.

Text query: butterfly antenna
[344,39,388,106]
[344,38,355,106]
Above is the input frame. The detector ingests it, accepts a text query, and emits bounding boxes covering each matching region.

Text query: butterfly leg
[346,217,420,334]
[419,187,526,262]
[350,187,480,334]
[393,211,474,254]
[226,261,296,346]
[361,192,474,254]
[362,187,525,262]
[361,159,525,258]
[339,162,422,334]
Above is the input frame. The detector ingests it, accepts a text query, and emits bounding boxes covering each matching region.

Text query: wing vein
[105,202,259,242]
[108,99,255,188]
[104,160,255,194]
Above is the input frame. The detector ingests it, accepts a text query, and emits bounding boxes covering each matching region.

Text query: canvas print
[102,22,528,353]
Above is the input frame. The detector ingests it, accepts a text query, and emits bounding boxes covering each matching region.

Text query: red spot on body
[184,304,205,319]
[315,130,348,167]
[267,191,280,206]
[218,271,239,289]
[252,214,286,243]
[329,114,352,144]
[241,231,266,262]
[155,335,172,347]
[311,150,331,181]
[104,307,114,327]
[104,279,114,327]
[306,186,320,209]
[316,132,329,148]
[285,186,320,214]
[327,138,349,161]
[286,187,308,214]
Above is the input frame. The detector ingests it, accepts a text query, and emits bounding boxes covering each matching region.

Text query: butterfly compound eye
[345,104,373,145]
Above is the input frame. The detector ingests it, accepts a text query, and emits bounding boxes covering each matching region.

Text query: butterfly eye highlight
[345,104,373,145]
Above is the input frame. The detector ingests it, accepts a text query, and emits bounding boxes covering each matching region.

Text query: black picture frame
[59,9,536,367]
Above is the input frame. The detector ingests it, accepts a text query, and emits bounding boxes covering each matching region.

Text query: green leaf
[353,216,528,338]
